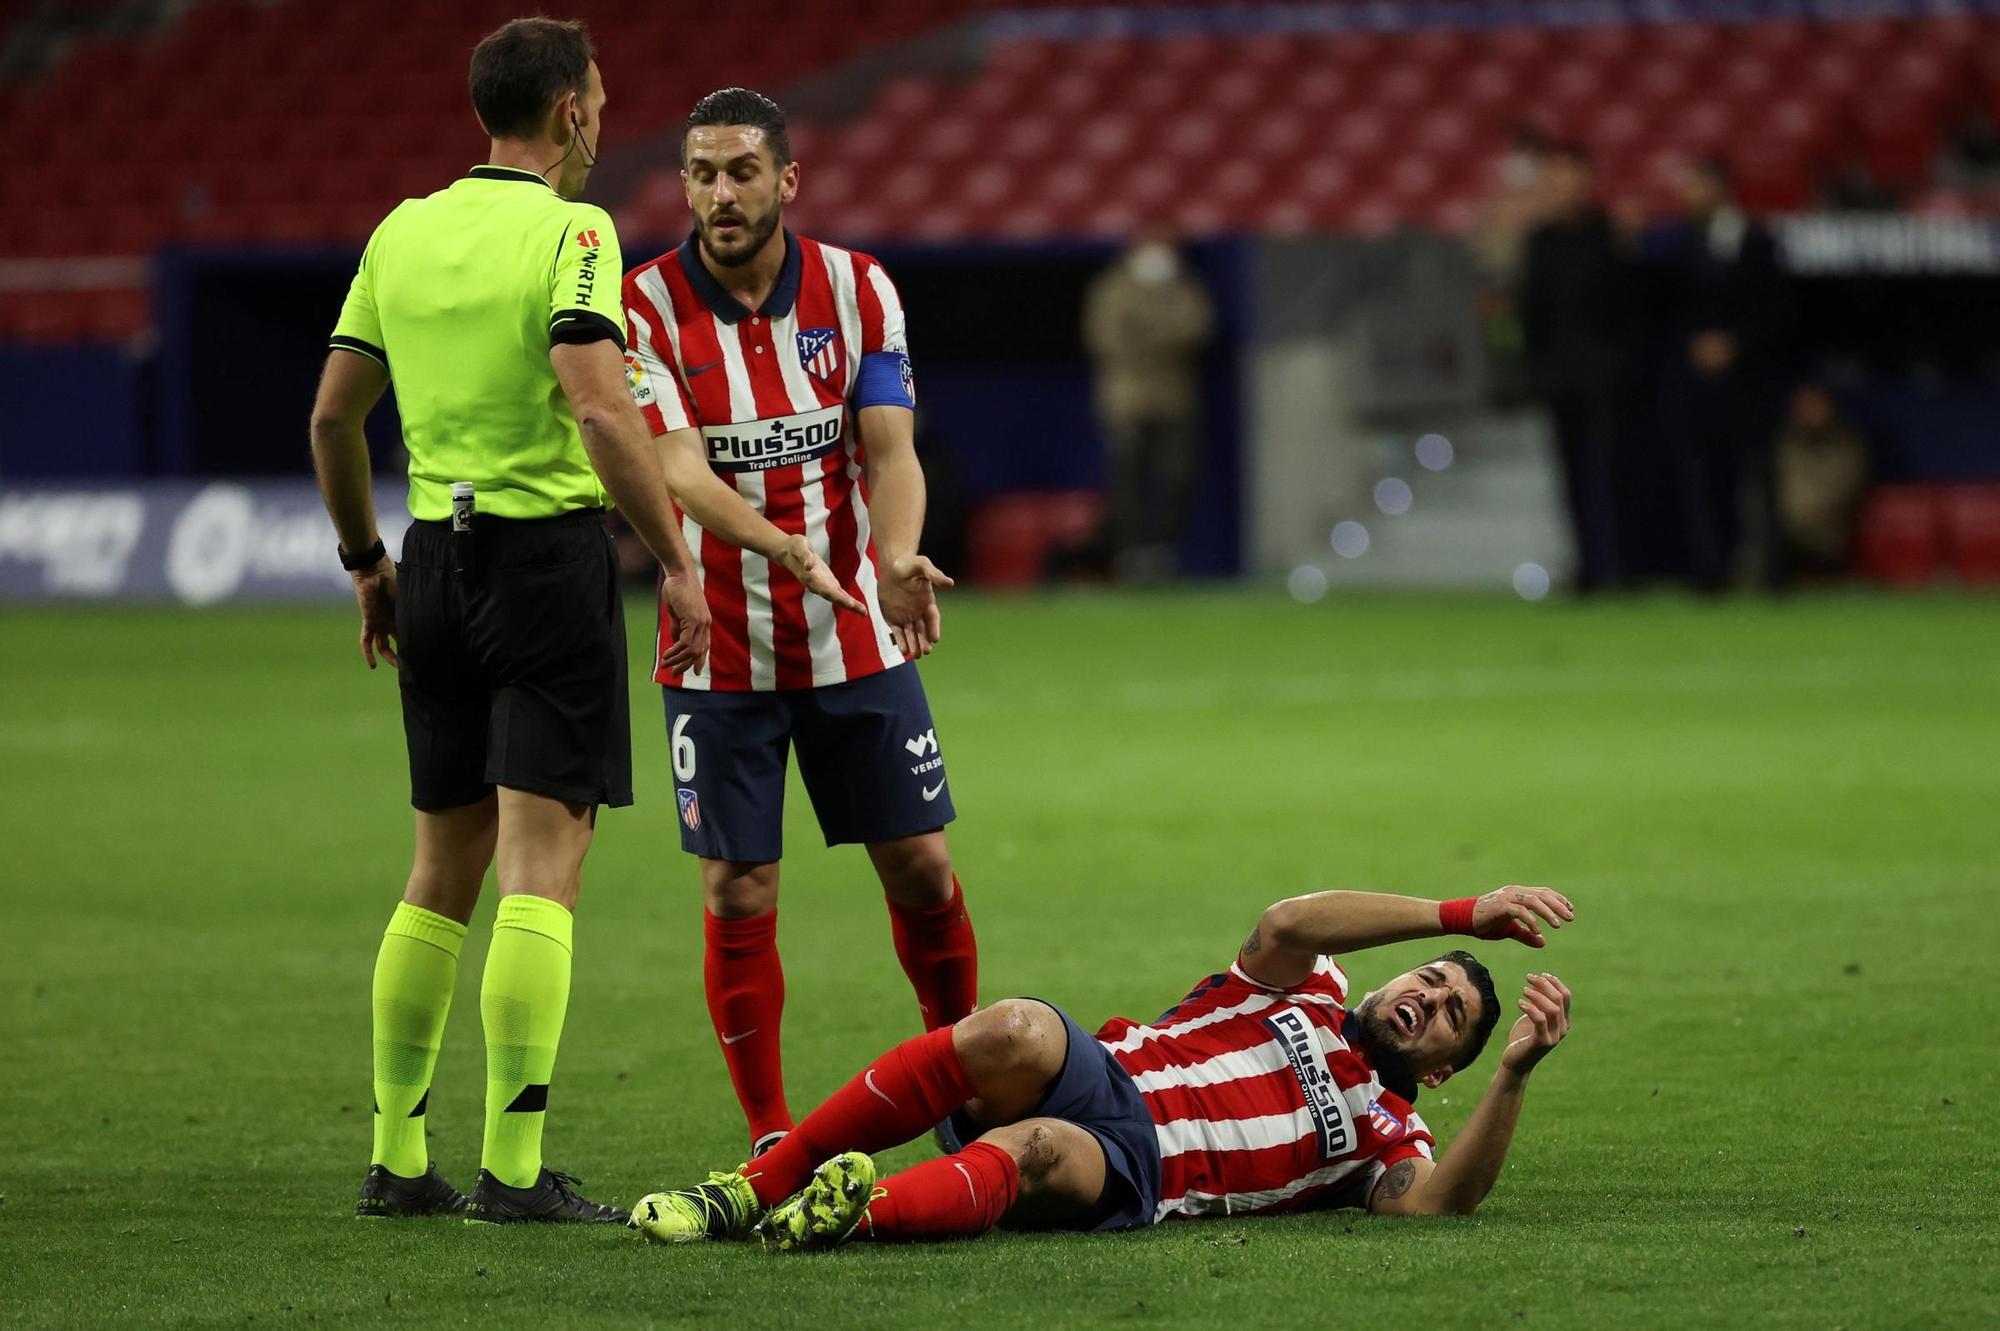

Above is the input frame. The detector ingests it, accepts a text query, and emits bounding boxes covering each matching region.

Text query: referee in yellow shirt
[309,17,853,1224]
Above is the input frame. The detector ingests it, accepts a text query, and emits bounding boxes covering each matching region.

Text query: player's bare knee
[954,999,1055,1078]
[1012,1121,1063,1185]
[701,860,778,918]
[873,833,954,906]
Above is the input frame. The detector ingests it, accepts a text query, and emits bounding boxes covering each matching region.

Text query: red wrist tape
[1439,898,1479,935]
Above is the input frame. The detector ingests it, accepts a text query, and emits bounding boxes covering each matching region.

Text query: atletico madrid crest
[797,327,842,383]
[677,787,701,830]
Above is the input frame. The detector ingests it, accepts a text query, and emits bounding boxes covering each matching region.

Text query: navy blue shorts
[947,1000,1163,1233]
[660,663,956,862]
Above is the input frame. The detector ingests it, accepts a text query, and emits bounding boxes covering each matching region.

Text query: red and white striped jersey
[622,231,913,692]
[1097,957,1436,1223]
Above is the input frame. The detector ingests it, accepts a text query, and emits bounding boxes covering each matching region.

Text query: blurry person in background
[1519,142,1634,594]
[1772,383,1869,588]
[1082,226,1214,583]
[1654,157,1792,592]
[1472,123,1551,406]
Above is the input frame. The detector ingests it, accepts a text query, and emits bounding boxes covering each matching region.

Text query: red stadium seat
[1853,92,1945,190]
[1731,142,1814,213]
[966,491,1104,588]
[1941,486,2000,584]
[913,114,981,164]
[1736,19,1816,60]
[1486,26,1560,70]
[1287,68,1351,115]
[1854,486,1944,587]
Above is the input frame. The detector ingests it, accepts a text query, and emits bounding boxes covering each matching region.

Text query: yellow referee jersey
[329,164,625,521]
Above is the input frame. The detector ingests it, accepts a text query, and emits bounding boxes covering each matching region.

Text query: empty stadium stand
[3,3,1998,345]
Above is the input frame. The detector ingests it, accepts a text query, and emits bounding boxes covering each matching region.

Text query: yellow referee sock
[371,902,467,1178]
[479,894,574,1189]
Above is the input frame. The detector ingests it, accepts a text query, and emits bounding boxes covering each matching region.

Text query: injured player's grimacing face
[1355,959,1487,1084]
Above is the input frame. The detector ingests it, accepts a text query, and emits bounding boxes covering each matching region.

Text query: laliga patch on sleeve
[626,357,656,408]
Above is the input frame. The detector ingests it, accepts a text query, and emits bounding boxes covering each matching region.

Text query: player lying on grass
[631,884,1574,1249]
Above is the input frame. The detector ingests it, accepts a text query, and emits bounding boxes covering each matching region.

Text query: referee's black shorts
[394,508,632,811]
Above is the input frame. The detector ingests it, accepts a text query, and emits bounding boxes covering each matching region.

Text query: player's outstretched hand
[775,535,867,615]
[1500,972,1571,1076]
[1470,885,1573,948]
[352,559,399,670]
[878,553,955,659]
[660,569,712,676]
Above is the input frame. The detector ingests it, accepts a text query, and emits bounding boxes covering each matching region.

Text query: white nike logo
[865,1069,900,1110]
[953,1160,977,1203]
[921,780,946,802]
[721,1029,759,1045]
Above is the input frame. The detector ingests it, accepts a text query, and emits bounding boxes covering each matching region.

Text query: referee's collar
[466,165,555,189]
[676,228,801,324]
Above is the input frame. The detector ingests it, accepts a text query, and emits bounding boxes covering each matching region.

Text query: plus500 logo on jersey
[703,404,845,474]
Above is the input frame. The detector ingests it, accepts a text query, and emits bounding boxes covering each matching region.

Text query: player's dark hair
[469,17,595,140]
[683,87,791,167]
[1435,950,1502,1072]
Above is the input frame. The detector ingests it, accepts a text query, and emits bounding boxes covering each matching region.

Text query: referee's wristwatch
[338,537,387,571]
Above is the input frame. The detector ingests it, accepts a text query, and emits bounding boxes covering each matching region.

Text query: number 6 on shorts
[671,712,697,782]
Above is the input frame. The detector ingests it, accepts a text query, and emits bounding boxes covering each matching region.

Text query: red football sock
[703,909,792,1147]
[858,1141,1020,1241]
[886,877,979,1030]
[744,1025,975,1209]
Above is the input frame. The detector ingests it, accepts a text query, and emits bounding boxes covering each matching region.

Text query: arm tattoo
[1241,926,1261,956]
[1377,1159,1418,1202]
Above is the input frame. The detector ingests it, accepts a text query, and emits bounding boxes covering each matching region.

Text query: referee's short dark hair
[684,87,791,167]
[469,17,596,140]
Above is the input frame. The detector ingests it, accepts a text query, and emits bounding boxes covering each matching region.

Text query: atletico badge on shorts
[797,327,842,384]
[677,787,701,830]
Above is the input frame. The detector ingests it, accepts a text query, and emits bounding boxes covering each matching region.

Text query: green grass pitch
[5,589,1997,1328]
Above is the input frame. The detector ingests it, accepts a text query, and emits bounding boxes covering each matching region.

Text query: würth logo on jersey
[797,327,843,383]
[1264,1006,1352,1157]
[576,229,600,248]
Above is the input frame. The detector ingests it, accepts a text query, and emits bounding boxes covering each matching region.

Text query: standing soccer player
[310,25,852,1223]
[622,88,975,1156]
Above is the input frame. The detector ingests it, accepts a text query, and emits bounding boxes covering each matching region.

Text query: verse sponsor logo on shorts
[904,728,943,778]
[677,787,701,830]
[702,404,844,474]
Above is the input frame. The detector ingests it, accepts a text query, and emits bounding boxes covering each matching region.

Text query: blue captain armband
[853,351,915,409]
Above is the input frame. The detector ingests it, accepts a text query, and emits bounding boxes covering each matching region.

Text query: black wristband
[338,538,387,571]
